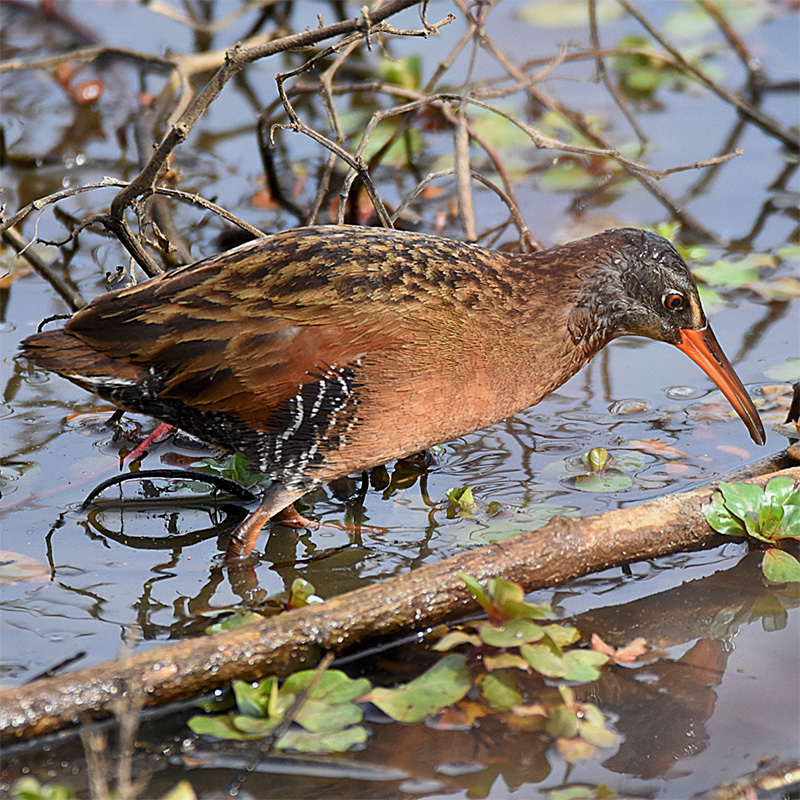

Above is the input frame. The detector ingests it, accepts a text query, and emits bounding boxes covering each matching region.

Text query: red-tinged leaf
[0,551,50,584]
[716,445,752,459]
[665,462,693,476]
[250,189,278,209]
[622,439,689,460]
[590,634,648,664]
[430,699,488,729]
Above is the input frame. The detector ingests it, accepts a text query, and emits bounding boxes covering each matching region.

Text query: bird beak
[675,326,766,445]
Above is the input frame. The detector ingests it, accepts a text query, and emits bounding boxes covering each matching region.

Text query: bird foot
[274,504,321,529]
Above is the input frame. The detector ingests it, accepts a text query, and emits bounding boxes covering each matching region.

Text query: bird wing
[59,241,411,430]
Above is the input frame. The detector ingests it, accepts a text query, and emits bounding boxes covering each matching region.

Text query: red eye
[663,291,685,311]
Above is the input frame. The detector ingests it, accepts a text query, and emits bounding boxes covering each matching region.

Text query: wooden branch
[107,0,427,257]
[1,453,795,745]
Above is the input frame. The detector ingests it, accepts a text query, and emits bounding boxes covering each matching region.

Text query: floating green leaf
[521,644,608,682]
[664,1,767,39]
[696,285,726,312]
[377,56,421,91]
[188,713,266,741]
[692,254,773,289]
[571,470,632,493]
[762,549,800,583]
[189,668,370,752]
[560,650,609,682]
[282,671,370,733]
[541,623,581,648]
[748,277,800,301]
[764,357,800,382]
[481,670,523,711]
[520,643,569,678]
[547,785,631,800]
[276,725,368,754]
[229,714,281,737]
[777,244,800,262]
[483,652,530,672]
[206,610,264,634]
[433,630,482,651]
[539,159,601,192]
[546,705,582,739]
[479,618,545,647]
[580,721,622,748]
[365,653,471,723]
[612,36,672,97]
[197,451,265,488]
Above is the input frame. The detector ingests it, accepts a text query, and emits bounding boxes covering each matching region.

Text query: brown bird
[21,225,765,558]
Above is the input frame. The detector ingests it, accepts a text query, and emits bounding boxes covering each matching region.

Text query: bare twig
[617,0,798,150]
[391,168,533,247]
[1,179,266,244]
[471,28,727,241]
[227,652,335,796]
[588,0,647,148]
[2,227,86,311]
[108,0,432,262]
[697,0,766,84]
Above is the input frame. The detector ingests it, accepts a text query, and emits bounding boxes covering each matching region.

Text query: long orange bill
[675,326,765,445]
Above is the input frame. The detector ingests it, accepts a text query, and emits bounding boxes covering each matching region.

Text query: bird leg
[225,482,308,562]
[121,422,175,466]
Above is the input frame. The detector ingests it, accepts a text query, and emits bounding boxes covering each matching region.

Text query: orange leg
[121,422,175,466]
[225,482,306,562]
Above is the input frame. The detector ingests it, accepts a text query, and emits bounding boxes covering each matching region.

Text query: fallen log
[1,452,795,744]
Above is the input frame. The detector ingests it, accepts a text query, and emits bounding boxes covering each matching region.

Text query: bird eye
[663,291,685,311]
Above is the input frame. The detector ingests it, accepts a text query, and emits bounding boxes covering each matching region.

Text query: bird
[20,225,766,559]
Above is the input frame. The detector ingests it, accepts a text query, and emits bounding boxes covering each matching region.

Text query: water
[1,1,798,798]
